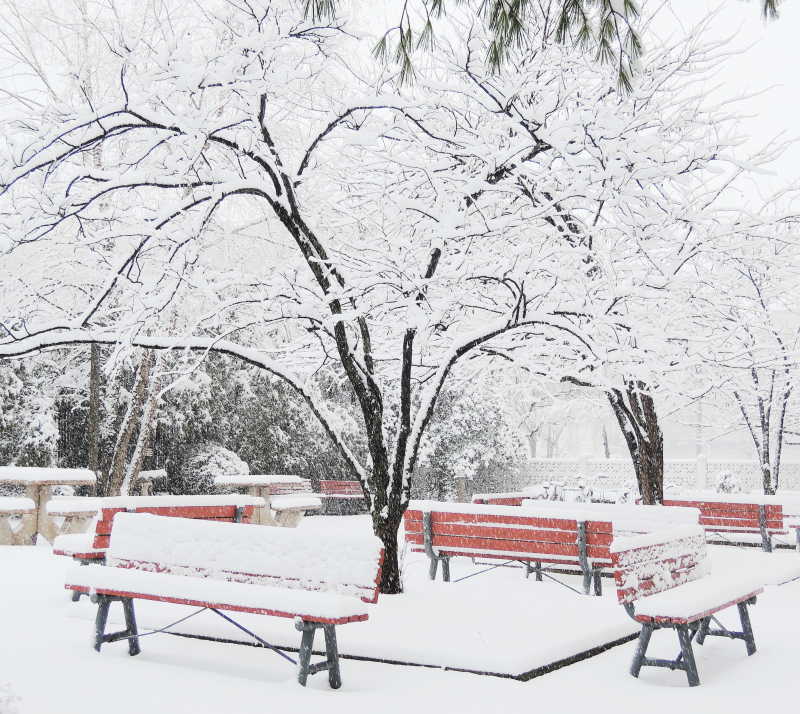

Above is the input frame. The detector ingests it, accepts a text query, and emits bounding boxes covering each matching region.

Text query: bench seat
[269,495,322,512]
[633,572,763,624]
[65,565,370,624]
[53,532,103,560]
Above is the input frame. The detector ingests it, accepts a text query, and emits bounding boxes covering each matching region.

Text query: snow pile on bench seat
[53,533,96,555]
[98,495,264,508]
[107,513,383,598]
[46,498,100,515]
[269,495,321,511]
[64,565,370,622]
[610,525,706,553]
[214,474,307,486]
[633,572,764,622]
[0,497,35,513]
[0,467,95,484]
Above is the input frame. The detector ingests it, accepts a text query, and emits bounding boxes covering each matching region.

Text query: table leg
[37,484,59,543]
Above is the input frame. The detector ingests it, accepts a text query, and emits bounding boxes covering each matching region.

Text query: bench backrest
[611,526,708,604]
[319,480,363,497]
[404,501,614,565]
[90,495,263,550]
[267,480,314,496]
[662,497,784,535]
[108,513,385,603]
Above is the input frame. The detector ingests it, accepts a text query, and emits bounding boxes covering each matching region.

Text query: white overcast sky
[650,0,800,203]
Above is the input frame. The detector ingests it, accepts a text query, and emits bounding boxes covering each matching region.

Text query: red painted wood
[52,548,104,560]
[698,516,783,530]
[403,521,614,546]
[407,546,611,567]
[63,585,369,625]
[472,497,526,506]
[404,509,613,534]
[319,481,363,496]
[404,532,610,559]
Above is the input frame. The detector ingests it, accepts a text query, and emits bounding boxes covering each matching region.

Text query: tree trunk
[86,344,101,492]
[608,381,664,505]
[373,512,403,594]
[107,351,155,496]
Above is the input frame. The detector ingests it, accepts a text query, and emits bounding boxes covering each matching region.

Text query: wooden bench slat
[403,520,614,546]
[404,509,613,534]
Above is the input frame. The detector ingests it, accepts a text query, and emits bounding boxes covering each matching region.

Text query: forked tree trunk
[608,381,664,505]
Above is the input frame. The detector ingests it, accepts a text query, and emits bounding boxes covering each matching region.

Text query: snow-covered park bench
[52,495,264,565]
[660,493,787,552]
[404,500,699,595]
[319,480,367,515]
[64,513,384,689]
[214,474,320,527]
[0,497,36,545]
[612,526,763,687]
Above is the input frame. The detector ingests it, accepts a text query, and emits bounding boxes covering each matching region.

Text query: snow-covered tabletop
[0,467,96,486]
[0,467,97,543]
[214,473,307,487]
[46,497,101,515]
[0,497,36,513]
[214,474,315,526]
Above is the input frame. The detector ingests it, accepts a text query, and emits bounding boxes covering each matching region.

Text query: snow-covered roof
[0,467,96,485]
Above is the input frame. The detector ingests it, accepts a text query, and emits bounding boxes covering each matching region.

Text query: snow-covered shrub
[0,683,21,714]
[716,470,742,494]
[177,443,249,495]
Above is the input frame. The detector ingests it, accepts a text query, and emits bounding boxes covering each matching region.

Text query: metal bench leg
[593,569,602,596]
[525,560,542,581]
[695,617,711,645]
[296,621,316,686]
[441,557,450,582]
[630,624,653,678]
[677,625,700,687]
[738,602,757,656]
[122,597,141,656]
[94,597,111,652]
[323,625,342,689]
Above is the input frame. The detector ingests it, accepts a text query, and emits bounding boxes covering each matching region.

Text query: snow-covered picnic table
[214,474,321,526]
[0,467,96,543]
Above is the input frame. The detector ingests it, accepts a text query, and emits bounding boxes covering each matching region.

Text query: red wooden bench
[52,494,264,564]
[64,512,384,688]
[404,501,616,594]
[319,480,366,515]
[661,495,785,551]
[612,526,764,686]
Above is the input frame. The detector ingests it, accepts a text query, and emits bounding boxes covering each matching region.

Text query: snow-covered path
[2,517,799,713]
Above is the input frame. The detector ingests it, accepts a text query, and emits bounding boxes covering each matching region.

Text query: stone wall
[517,457,800,493]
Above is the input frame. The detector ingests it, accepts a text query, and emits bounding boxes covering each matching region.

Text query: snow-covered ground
[2,515,800,713]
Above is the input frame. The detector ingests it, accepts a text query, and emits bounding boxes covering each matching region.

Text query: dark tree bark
[86,344,101,493]
[608,381,664,504]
